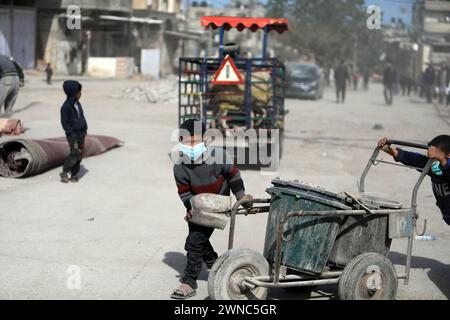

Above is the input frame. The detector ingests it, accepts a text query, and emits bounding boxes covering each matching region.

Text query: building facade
[35,0,135,75]
[0,0,37,69]
[413,0,450,69]
[0,0,185,76]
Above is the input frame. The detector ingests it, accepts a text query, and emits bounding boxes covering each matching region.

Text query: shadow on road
[162,251,209,281]
[11,102,41,115]
[77,165,89,180]
[389,251,450,299]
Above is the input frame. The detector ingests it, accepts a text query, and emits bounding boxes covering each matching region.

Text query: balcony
[424,21,450,34]
[425,0,450,12]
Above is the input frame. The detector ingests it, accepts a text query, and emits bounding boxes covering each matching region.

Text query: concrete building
[132,0,185,76]
[1,0,185,77]
[134,0,182,13]
[382,21,420,81]
[413,0,450,69]
[35,0,137,76]
[0,0,37,69]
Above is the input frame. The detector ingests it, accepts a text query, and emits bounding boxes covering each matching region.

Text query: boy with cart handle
[378,135,450,225]
[171,119,253,299]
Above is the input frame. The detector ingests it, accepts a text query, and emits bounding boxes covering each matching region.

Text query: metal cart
[208,140,432,300]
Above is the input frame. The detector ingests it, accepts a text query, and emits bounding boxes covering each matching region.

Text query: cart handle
[387,140,429,150]
[359,141,433,286]
[228,198,271,250]
[359,139,431,194]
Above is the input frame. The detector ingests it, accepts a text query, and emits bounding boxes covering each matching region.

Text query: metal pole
[359,147,381,193]
[405,159,432,285]
[262,26,268,60]
[219,26,225,59]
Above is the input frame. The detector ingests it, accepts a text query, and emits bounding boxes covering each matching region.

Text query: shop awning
[201,16,289,33]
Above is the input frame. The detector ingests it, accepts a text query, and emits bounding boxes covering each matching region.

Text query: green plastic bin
[263,180,352,274]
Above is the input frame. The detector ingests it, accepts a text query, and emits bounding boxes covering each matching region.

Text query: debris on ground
[372,124,384,130]
[111,77,178,104]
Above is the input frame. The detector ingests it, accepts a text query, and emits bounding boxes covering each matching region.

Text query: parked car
[286,63,325,100]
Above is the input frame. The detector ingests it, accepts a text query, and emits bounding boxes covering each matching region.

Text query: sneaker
[60,172,70,183]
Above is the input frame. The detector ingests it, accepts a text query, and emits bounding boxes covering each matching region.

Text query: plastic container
[415,235,437,241]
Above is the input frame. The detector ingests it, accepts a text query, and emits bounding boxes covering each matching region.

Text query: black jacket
[334,64,350,85]
[396,149,450,224]
[383,67,396,87]
[60,80,88,136]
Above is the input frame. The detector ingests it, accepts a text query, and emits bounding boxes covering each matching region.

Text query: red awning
[201,16,289,34]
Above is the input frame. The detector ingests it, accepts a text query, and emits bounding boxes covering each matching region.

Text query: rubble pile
[112,78,178,104]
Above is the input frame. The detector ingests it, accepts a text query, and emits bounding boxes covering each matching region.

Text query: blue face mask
[431,161,443,176]
[180,143,207,161]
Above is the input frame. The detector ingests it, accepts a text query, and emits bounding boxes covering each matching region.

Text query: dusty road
[0,75,449,300]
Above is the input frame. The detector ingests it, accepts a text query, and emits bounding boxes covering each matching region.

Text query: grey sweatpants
[0,76,20,116]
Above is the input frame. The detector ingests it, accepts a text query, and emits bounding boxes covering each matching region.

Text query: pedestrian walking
[0,54,24,117]
[352,74,359,91]
[363,71,370,91]
[383,62,395,105]
[334,60,350,103]
[45,63,53,85]
[423,63,435,104]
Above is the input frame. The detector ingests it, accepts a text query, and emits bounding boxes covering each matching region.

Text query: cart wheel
[208,250,234,300]
[208,248,269,300]
[338,253,398,300]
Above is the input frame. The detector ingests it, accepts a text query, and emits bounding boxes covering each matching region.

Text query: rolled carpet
[0,135,122,178]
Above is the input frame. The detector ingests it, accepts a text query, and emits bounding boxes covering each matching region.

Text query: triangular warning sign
[212,55,245,85]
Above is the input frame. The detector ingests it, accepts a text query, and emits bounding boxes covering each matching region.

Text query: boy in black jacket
[60,80,88,183]
[378,135,450,225]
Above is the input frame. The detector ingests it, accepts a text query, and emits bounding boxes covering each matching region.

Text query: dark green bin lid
[267,179,352,210]
[271,179,347,201]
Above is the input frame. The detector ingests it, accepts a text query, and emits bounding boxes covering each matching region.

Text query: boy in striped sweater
[171,119,253,299]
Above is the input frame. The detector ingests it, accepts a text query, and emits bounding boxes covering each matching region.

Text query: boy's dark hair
[180,119,206,137]
[429,135,450,154]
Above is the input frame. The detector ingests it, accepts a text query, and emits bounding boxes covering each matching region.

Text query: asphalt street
[0,75,449,300]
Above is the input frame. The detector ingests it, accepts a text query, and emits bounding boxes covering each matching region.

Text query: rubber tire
[208,248,269,300]
[208,249,234,300]
[338,253,398,300]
